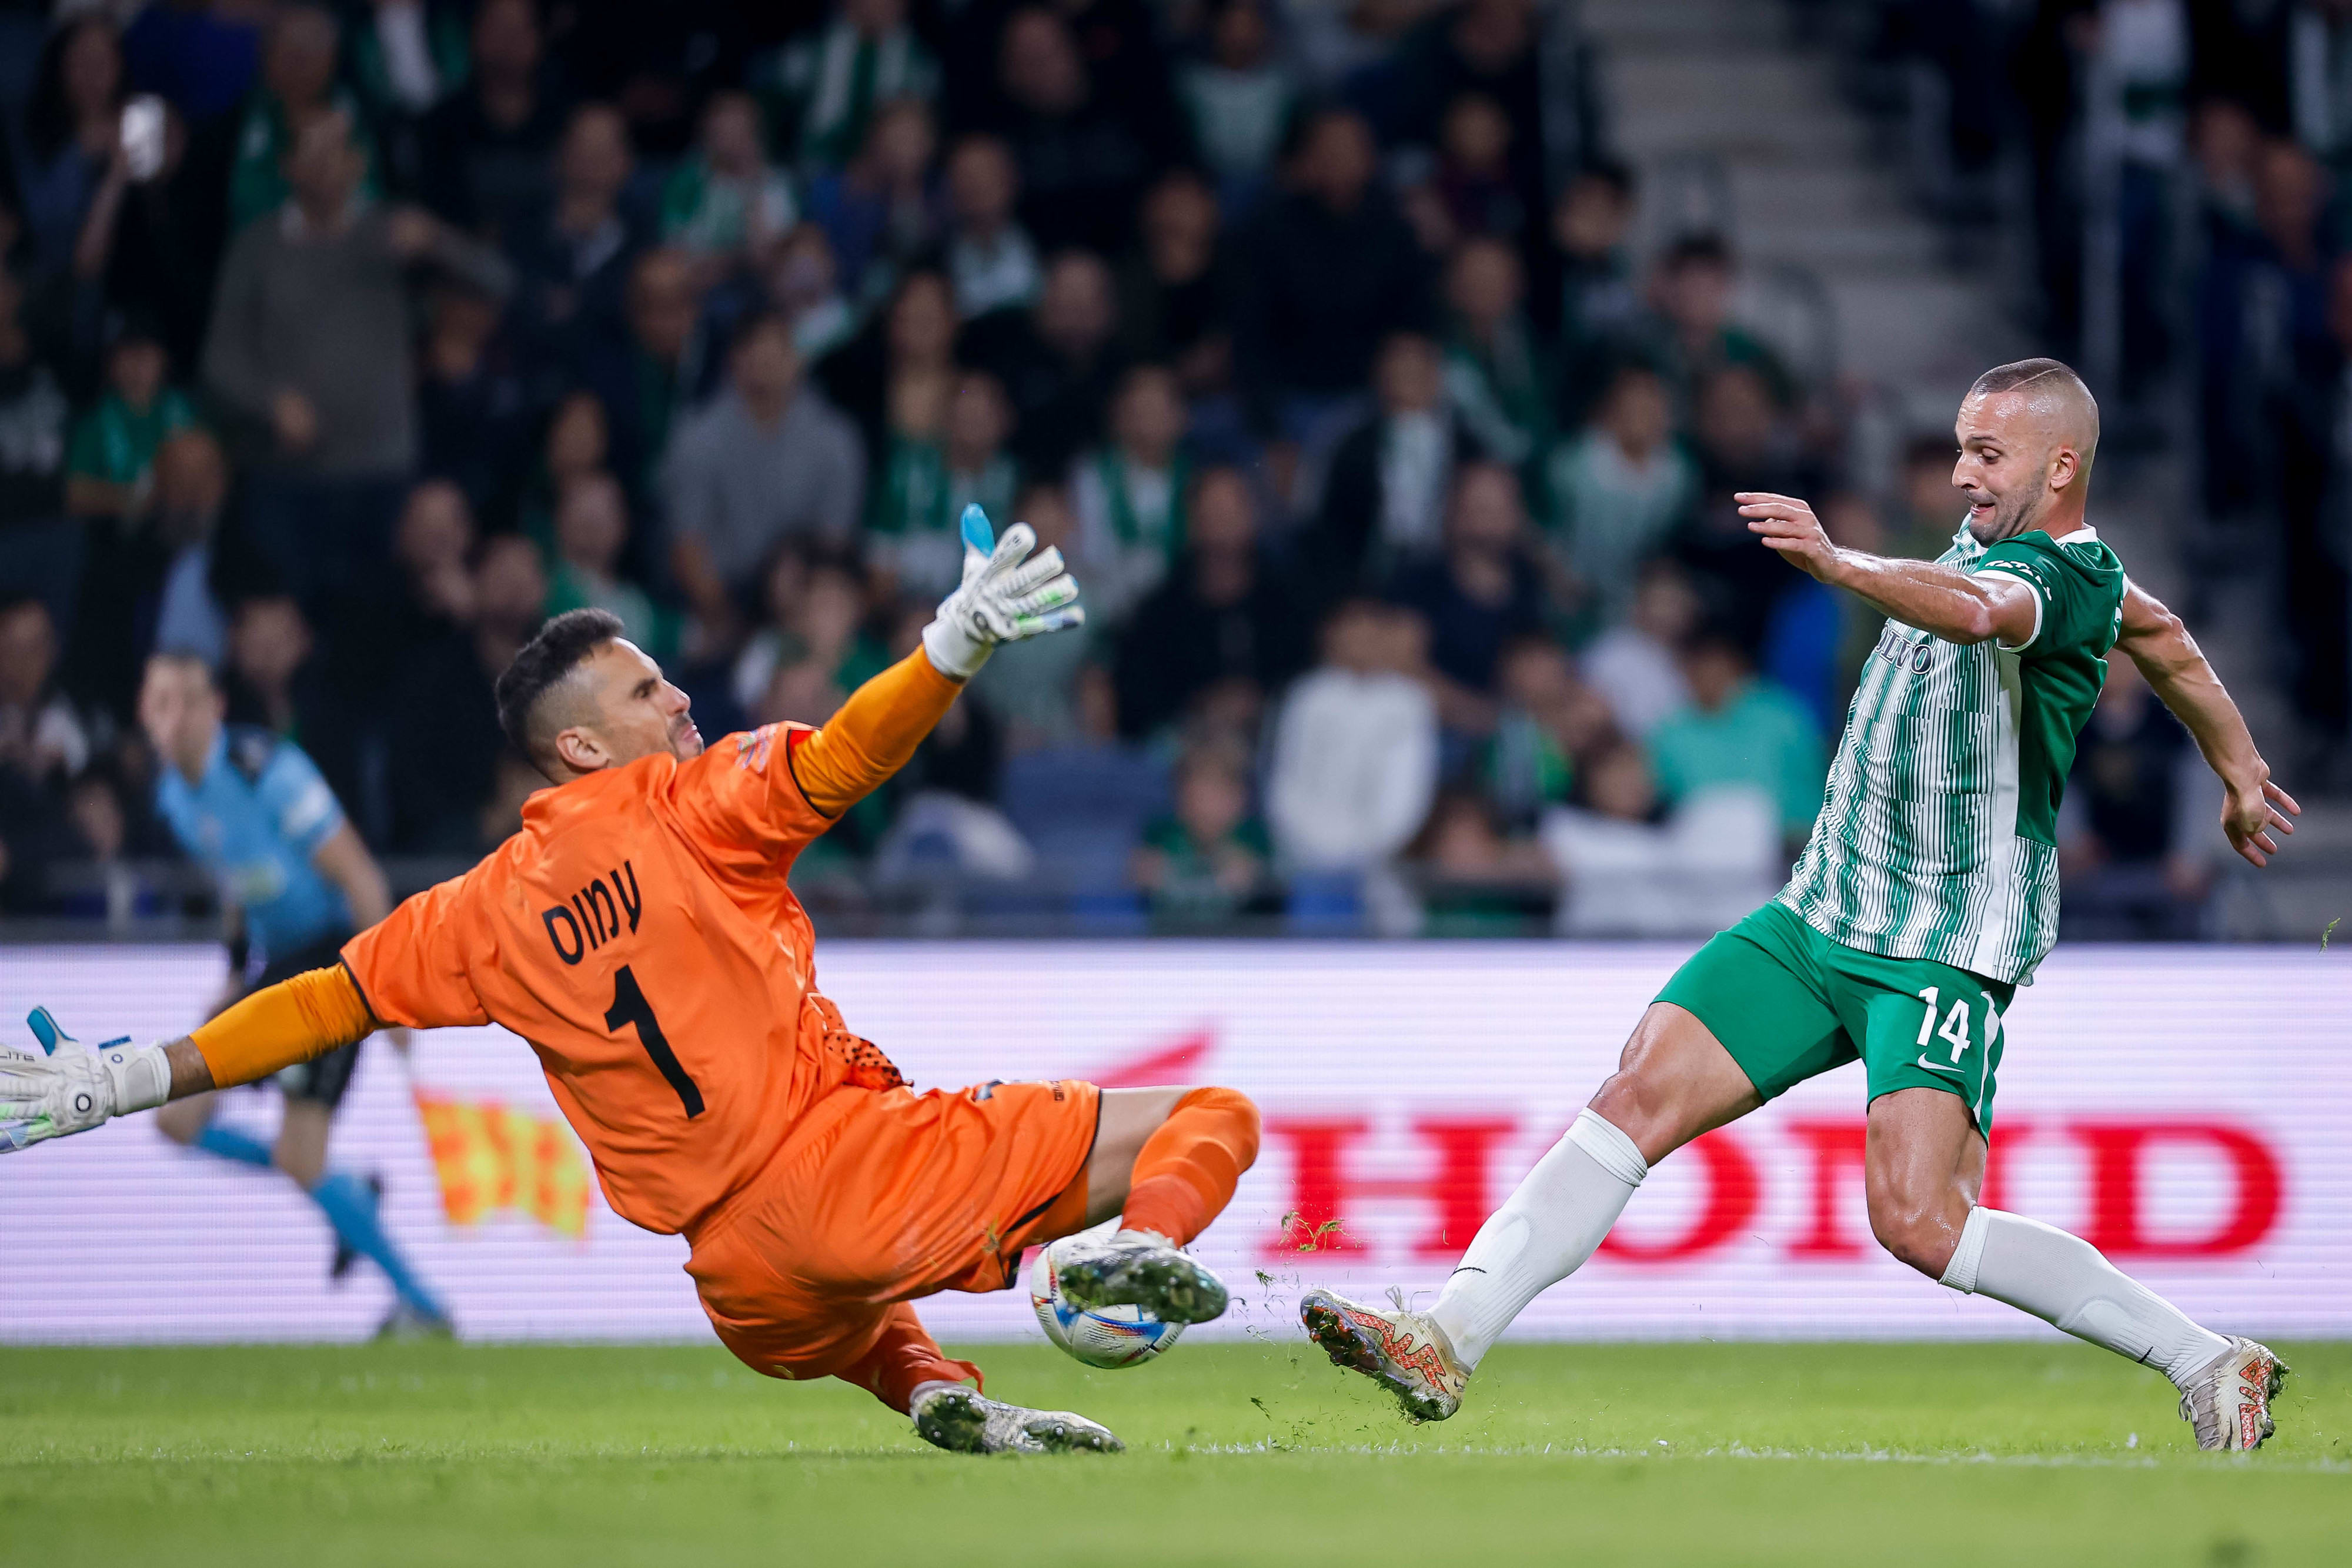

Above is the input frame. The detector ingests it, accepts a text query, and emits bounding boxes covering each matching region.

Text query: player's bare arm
[1740,369,2102,647]
[2113,579,2300,867]
[1737,492,2040,647]
[14,962,382,1152]
[162,1038,216,1096]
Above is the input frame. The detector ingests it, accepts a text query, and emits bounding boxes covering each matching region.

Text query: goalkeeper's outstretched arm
[2,967,377,1151]
[171,962,379,1094]
[789,506,1083,818]
[787,651,966,818]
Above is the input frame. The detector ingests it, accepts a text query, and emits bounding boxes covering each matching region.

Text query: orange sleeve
[340,872,492,1030]
[191,964,376,1089]
[790,650,962,816]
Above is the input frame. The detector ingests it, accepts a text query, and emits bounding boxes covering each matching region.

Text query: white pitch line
[1170,1440,2352,1474]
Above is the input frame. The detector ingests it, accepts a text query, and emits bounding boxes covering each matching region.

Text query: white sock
[1428,1110,1646,1368]
[1939,1207,2231,1386]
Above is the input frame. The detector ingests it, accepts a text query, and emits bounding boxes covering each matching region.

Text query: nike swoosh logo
[1914,1056,1966,1077]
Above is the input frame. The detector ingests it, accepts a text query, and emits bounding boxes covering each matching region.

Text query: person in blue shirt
[138,651,449,1335]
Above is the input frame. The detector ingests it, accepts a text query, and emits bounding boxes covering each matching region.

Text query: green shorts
[1656,901,2014,1134]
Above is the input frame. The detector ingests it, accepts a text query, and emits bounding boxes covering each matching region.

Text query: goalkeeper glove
[920,504,1085,680]
[0,1008,173,1154]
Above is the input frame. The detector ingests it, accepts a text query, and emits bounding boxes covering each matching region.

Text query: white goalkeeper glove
[920,504,1085,680]
[0,1007,173,1154]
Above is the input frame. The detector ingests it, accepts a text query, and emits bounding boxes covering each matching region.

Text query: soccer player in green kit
[1301,359,2306,1451]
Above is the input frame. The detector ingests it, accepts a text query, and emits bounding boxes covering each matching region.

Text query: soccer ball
[1027,1233,1187,1369]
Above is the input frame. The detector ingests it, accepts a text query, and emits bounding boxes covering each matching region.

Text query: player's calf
[1867,1196,1969,1279]
[1862,1085,1985,1280]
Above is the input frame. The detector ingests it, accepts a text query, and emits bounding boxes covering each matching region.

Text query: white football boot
[2178,1338,2289,1452]
[910,1385,1124,1455]
[1053,1229,1229,1323]
[1298,1288,1468,1423]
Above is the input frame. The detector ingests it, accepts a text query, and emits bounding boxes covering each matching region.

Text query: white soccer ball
[1027,1234,1187,1369]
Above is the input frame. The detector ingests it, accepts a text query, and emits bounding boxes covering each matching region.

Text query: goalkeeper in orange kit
[2,509,1261,1455]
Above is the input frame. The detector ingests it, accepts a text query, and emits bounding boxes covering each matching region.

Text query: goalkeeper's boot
[910,1385,1124,1455]
[1053,1229,1229,1324]
[1298,1287,1468,1423]
[2179,1337,2289,1452]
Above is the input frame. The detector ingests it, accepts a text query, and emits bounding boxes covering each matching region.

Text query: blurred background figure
[1542,362,1692,632]
[205,107,509,609]
[547,472,669,658]
[1179,0,1297,208]
[758,0,938,178]
[1584,560,1704,746]
[1265,599,1439,932]
[867,368,1017,602]
[665,312,864,647]
[660,91,797,289]
[1131,738,1271,926]
[1402,786,1556,935]
[1439,235,1548,469]
[136,650,450,1336]
[415,0,566,250]
[1113,465,1308,743]
[1645,627,1825,851]
[1236,109,1432,460]
[2059,654,2224,939]
[965,248,1124,477]
[1311,332,1478,604]
[1384,460,1546,740]
[1074,363,1191,618]
[1539,740,1780,938]
[941,133,1038,321]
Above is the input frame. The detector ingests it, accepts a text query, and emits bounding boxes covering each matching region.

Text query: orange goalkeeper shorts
[683,1079,1101,1383]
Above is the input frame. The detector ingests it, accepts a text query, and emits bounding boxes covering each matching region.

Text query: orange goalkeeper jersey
[343,710,916,1237]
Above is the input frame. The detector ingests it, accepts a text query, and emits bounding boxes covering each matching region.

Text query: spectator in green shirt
[1132,742,1271,925]
[545,473,674,661]
[1481,636,1615,831]
[64,326,197,523]
[227,5,379,232]
[1542,363,1695,631]
[866,369,1020,601]
[1646,628,1826,842]
[660,92,800,289]
[1642,235,1793,423]
[1441,236,1552,472]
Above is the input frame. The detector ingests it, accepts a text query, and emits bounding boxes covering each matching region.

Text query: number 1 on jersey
[606,965,704,1118]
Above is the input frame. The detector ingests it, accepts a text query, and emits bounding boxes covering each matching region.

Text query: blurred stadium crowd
[0,0,2328,937]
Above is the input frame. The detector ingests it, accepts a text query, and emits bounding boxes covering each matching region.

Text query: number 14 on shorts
[1914,986,2000,1071]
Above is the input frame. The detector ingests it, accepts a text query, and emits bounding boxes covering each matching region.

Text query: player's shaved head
[495,609,701,781]
[1964,357,2100,479]
[1951,357,2099,544]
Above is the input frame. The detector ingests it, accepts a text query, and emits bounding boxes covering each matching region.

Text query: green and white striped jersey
[1776,524,2126,984]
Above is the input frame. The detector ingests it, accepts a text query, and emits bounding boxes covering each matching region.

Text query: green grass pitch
[4,1340,2346,1566]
